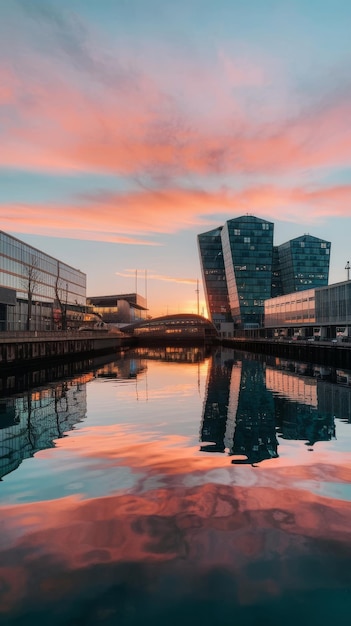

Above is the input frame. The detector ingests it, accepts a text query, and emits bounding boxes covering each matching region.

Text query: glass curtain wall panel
[278,235,330,295]
[221,216,274,328]
[197,227,231,326]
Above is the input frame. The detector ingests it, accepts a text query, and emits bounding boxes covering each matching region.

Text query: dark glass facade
[198,216,274,328]
[275,235,330,294]
[315,281,351,324]
[221,216,274,327]
[197,227,231,326]
[271,246,282,298]
[198,217,331,330]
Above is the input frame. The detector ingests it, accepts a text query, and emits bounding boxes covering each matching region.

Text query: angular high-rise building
[198,216,331,330]
[197,227,231,327]
[221,215,274,327]
[274,234,331,295]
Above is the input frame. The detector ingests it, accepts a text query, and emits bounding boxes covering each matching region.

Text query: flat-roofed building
[264,280,351,340]
[0,230,86,331]
[87,293,147,325]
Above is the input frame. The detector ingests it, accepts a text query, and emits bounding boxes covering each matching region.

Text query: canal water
[1,346,351,625]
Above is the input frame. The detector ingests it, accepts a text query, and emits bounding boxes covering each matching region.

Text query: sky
[1,0,351,317]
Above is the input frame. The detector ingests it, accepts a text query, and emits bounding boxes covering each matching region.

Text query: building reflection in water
[131,345,209,363]
[199,349,351,464]
[94,357,147,380]
[0,348,207,482]
[200,349,278,464]
[0,355,147,481]
[266,363,336,447]
[199,349,237,453]
[0,375,90,480]
[2,348,351,481]
[230,359,278,465]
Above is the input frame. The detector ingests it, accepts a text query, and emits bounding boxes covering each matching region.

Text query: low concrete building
[87,293,148,326]
[264,279,351,340]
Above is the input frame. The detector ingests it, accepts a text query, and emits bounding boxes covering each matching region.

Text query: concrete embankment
[221,337,351,368]
[2,331,350,371]
[0,331,136,370]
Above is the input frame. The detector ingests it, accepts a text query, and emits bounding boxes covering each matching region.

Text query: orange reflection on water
[44,420,351,486]
[1,475,351,615]
[1,407,351,616]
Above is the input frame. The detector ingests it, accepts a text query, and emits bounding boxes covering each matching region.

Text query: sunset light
[1,0,350,316]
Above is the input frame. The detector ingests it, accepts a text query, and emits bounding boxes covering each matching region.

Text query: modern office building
[274,234,331,295]
[220,215,274,328]
[198,215,331,330]
[0,230,87,331]
[197,227,231,328]
[264,280,351,340]
[87,293,148,325]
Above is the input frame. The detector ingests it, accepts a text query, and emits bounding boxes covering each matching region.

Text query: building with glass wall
[220,215,274,327]
[274,234,330,295]
[87,293,148,325]
[264,288,316,330]
[264,280,351,340]
[198,215,331,331]
[197,227,231,327]
[0,230,86,331]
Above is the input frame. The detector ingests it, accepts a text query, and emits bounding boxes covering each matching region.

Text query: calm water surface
[1,346,351,625]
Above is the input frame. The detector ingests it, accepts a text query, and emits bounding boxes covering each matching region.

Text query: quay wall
[221,337,351,368]
[0,331,135,370]
[1,331,351,371]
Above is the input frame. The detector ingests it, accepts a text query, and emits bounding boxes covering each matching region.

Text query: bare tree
[22,255,41,331]
[55,261,68,331]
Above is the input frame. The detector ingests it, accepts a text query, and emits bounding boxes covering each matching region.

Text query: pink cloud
[1,182,351,243]
[0,64,19,104]
[116,270,197,285]
[1,27,351,180]
[217,48,268,87]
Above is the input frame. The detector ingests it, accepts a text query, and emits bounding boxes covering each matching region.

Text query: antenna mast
[145,269,147,312]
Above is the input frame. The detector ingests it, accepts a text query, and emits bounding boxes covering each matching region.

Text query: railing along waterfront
[0,330,96,341]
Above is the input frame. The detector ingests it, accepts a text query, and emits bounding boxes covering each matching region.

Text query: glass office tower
[276,234,330,295]
[197,227,231,326]
[220,215,274,327]
[198,216,332,330]
[0,230,86,331]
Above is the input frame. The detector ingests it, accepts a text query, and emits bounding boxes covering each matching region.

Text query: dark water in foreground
[1,346,351,625]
